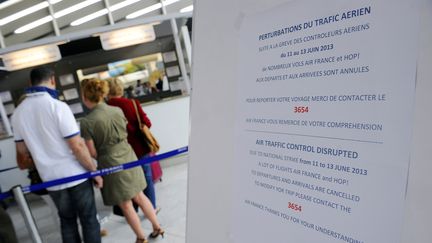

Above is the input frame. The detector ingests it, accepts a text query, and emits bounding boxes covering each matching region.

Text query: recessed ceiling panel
[165,0,193,14]
[111,0,161,23]
[52,0,87,12]
[0,0,192,48]
[1,8,51,36]
[0,0,44,19]
[56,1,106,28]
[61,16,109,35]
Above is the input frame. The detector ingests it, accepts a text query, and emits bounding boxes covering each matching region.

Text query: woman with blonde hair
[105,78,160,212]
[80,78,163,243]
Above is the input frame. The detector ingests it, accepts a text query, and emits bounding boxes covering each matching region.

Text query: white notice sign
[233,1,419,243]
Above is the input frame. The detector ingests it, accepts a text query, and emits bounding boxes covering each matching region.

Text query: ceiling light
[49,0,64,4]
[0,0,64,26]
[109,0,141,12]
[126,0,179,20]
[1,44,62,71]
[125,3,161,19]
[180,5,193,13]
[0,2,48,26]
[70,9,108,26]
[14,0,68,34]
[162,0,180,5]
[14,0,98,33]
[99,24,156,50]
[0,0,22,11]
[14,16,53,34]
[69,0,143,27]
[54,0,101,18]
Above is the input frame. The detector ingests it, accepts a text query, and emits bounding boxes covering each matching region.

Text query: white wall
[187,0,432,243]
[142,96,190,154]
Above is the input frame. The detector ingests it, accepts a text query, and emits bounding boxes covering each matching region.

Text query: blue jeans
[49,180,101,243]
[142,163,156,209]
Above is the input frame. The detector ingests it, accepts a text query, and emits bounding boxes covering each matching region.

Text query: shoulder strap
[131,99,142,127]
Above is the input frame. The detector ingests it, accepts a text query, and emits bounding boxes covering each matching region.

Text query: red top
[107,97,152,158]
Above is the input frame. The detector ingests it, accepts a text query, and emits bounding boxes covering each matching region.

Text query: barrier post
[11,186,42,243]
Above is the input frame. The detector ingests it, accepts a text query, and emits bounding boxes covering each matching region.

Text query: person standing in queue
[80,78,164,243]
[106,78,159,212]
[12,67,102,243]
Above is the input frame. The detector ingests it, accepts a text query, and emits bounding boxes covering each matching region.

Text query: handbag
[132,100,160,154]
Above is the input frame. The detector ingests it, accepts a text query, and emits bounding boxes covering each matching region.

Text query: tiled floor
[6,157,188,243]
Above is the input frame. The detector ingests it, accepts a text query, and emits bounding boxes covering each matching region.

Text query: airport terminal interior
[0,0,193,242]
[0,1,431,243]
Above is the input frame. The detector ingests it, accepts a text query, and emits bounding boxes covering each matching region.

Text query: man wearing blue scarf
[11,67,102,243]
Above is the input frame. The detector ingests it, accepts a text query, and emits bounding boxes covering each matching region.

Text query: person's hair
[80,78,109,103]
[106,77,124,97]
[30,67,54,86]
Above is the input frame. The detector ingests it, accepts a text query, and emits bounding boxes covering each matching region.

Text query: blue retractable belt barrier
[0,166,19,173]
[0,146,188,201]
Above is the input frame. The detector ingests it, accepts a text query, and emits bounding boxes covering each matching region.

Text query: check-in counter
[0,137,29,192]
